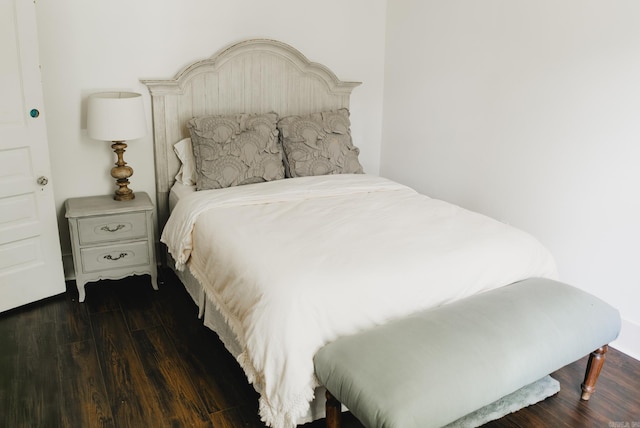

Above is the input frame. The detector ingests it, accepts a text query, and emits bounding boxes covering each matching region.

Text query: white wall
[382,0,640,359]
[35,0,387,266]
[36,0,639,359]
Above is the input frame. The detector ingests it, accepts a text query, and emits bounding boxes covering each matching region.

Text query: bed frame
[140,38,362,426]
[141,38,361,236]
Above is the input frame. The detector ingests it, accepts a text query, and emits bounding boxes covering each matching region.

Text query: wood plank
[2,272,639,428]
[58,340,114,428]
[209,404,266,428]
[116,276,162,332]
[83,280,123,314]
[90,310,166,427]
[130,325,211,427]
[0,302,62,427]
[0,306,22,428]
[157,274,259,414]
[54,281,92,345]
[481,348,640,428]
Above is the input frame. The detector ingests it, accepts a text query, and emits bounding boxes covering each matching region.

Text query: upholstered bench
[313,278,621,428]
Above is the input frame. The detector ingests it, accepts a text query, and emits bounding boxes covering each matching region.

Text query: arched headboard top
[141,39,362,232]
[143,38,361,97]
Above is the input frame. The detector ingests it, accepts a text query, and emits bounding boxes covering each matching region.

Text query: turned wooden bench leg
[326,390,342,428]
[581,345,608,400]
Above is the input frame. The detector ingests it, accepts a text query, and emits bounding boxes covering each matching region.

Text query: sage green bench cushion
[313,278,621,428]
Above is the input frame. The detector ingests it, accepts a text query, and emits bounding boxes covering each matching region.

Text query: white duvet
[162,174,558,428]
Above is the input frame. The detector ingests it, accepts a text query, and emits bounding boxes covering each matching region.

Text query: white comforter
[162,174,557,428]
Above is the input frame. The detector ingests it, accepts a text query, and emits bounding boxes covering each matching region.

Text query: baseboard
[611,318,640,361]
[62,252,76,281]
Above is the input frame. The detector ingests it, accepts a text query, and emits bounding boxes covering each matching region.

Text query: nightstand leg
[77,280,86,302]
[150,270,159,291]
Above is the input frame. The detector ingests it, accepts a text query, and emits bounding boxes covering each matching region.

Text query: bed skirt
[168,256,329,425]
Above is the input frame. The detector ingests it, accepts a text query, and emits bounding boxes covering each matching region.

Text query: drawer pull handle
[104,252,128,261]
[101,224,126,233]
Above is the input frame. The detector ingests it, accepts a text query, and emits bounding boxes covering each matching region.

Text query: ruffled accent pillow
[188,113,284,190]
[277,108,364,178]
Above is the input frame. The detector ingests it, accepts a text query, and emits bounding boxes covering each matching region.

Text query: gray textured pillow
[188,113,284,190]
[277,108,364,178]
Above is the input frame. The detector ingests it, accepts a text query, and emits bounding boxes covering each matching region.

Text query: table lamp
[87,92,146,201]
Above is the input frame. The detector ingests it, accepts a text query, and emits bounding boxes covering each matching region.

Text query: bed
[141,39,558,428]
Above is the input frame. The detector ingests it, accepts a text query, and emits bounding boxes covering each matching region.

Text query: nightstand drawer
[80,241,150,273]
[77,212,147,245]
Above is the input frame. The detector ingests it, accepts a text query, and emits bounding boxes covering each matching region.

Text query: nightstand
[65,192,158,302]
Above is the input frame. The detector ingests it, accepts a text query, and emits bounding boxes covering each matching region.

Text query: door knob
[37,176,48,186]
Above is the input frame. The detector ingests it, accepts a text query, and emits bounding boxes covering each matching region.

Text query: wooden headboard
[141,38,361,232]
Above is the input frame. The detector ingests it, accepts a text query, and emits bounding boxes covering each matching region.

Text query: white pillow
[173,137,197,185]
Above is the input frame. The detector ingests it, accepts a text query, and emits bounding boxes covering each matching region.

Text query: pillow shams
[277,108,364,178]
[188,113,284,190]
[173,137,197,186]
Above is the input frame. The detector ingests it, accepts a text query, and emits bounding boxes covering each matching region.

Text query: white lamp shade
[87,92,146,141]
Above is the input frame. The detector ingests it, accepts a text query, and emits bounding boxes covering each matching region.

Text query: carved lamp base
[111,141,135,201]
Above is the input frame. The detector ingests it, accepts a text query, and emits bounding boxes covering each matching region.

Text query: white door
[0,0,65,312]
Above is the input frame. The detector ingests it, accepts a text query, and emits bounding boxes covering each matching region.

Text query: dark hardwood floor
[1,269,638,428]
